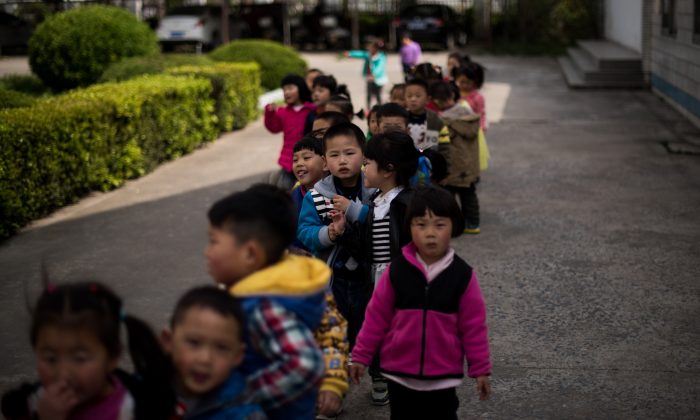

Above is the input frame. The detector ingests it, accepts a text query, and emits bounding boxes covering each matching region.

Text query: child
[431,80,482,234]
[410,63,443,112]
[455,63,487,132]
[265,74,316,190]
[305,68,323,91]
[345,39,388,111]
[206,184,328,419]
[446,52,470,81]
[330,131,420,405]
[310,111,350,140]
[305,75,351,134]
[291,135,327,253]
[297,123,375,350]
[2,281,174,420]
[389,83,406,108]
[399,33,422,80]
[349,186,492,419]
[325,94,363,122]
[366,104,382,140]
[376,102,409,134]
[162,285,264,419]
[405,78,448,151]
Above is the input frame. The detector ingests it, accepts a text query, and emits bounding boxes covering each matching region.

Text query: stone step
[568,46,644,82]
[558,55,645,89]
[577,40,642,72]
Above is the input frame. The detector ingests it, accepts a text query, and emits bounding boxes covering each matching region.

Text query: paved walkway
[1,53,699,418]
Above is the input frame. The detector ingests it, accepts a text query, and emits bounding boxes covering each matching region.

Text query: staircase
[558,40,645,88]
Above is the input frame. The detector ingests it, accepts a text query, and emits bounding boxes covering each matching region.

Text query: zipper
[419,283,429,376]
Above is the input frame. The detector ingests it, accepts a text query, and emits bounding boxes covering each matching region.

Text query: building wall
[650,0,700,127]
[605,0,644,52]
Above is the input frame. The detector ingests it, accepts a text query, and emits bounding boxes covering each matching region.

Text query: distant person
[325,94,364,122]
[349,186,492,419]
[404,78,448,151]
[305,68,324,91]
[376,102,409,134]
[366,104,382,140]
[344,39,389,111]
[264,74,316,189]
[305,74,351,134]
[400,32,422,80]
[446,51,471,81]
[389,83,406,108]
[410,62,444,112]
[455,63,487,132]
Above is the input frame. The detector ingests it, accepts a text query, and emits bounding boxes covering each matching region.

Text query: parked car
[157,6,240,52]
[394,4,468,50]
[0,12,33,54]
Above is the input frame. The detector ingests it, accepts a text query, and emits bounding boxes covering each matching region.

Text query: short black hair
[365,131,420,187]
[411,63,442,83]
[405,186,464,237]
[429,80,459,102]
[208,184,296,264]
[312,74,338,92]
[315,111,350,127]
[377,102,409,124]
[171,286,244,338]
[293,135,324,155]
[281,74,312,103]
[368,104,382,119]
[455,62,485,89]
[405,78,429,94]
[422,148,447,184]
[322,122,366,154]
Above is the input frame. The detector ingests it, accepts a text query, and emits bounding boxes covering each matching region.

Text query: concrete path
[1,53,699,418]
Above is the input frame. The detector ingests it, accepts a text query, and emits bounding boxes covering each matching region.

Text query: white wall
[605,0,643,52]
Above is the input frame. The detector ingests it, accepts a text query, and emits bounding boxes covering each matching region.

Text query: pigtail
[336,84,351,99]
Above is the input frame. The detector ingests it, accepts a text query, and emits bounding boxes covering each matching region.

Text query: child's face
[368,113,380,135]
[293,149,325,189]
[305,71,321,90]
[362,158,390,189]
[311,118,331,139]
[410,210,453,263]
[206,226,256,286]
[165,307,244,397]
[390,89,406,107]
[456,75,475,92]
[324,135,363,184]
[379,116,408,133]
[282,84,301,105]
[405,85,428,114]
[312,86,332,106]
[35,326,118,408]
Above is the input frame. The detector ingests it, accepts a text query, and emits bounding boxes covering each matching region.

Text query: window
[661,0,676,37]
[694,0,700,43]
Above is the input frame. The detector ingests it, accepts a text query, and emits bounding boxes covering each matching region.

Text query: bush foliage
[100,54,215,83]
[0,75,218,239]
[29,5,159,91]
[209,39,307,91]
[167,62,261,131]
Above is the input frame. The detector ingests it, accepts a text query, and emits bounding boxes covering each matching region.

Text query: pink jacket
[264,102,316,172]
[462,90,487,131]
[353,243,491,379]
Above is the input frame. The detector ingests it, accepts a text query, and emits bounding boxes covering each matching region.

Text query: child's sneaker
[370,377,389,405]
[463,224,480,234]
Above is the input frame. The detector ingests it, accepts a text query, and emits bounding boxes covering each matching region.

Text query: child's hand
[317,390,342,416]
[349,363,367,384]
[329,210,346,236]
[267,103,278,112]
[476,375,491,401]
[37,381,79,420]
[332,195,351,212]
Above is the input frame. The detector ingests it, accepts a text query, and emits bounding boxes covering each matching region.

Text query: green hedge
[0,88,36,109]
[100,54,215,83]
[209,39,307,91]
[167,62,261,131]
[0,75,217,239]
[0,74,49,96]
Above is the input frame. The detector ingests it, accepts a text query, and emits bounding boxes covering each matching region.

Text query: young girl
[366,105,381,140]
[349,186,492,419]
[455,62,486,132]
[2,281,174,420]
[331,131,420,406]
[345,39,388,111]
[305,74,351,134]
[265,74,316,189]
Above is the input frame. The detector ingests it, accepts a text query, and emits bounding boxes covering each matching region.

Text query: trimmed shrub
[209,39,307,91]
[0,74,49,96]
[29,5,159,91]
[100,54,215,83]
[167,62,261,131]
[0,89,36,109]
[0,75,217,239]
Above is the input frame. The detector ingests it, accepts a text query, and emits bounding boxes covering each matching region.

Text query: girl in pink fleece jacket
[264,74,316,189]
[350,186,492,419]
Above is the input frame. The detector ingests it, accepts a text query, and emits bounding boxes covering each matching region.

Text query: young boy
[310,111,351,140]
[405,78,448,151]
[430,80,482,234]
[162,286,265,419]
[206,184,329,419]
[376,102,409,134]
[297,123,375,348]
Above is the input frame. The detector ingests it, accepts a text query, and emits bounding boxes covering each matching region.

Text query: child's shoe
[370,377,389,405]
[463,225,480,234]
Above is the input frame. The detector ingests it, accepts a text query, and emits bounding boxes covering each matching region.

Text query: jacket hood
[230,254,330,297]
[313,173,375,200]
[441,105,480,137]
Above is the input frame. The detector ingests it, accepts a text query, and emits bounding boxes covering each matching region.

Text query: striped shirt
[372,216,392,263]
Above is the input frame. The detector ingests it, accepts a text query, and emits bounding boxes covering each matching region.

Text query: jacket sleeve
[314,292,349,398]
[345,201,369,224]
[372,54,387,79]
[245,299,325,411]
[264,105,284,134]
[351,268,396,366]
[348,50,369,59]
[297,191,334,254]
[458,272,492,377]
